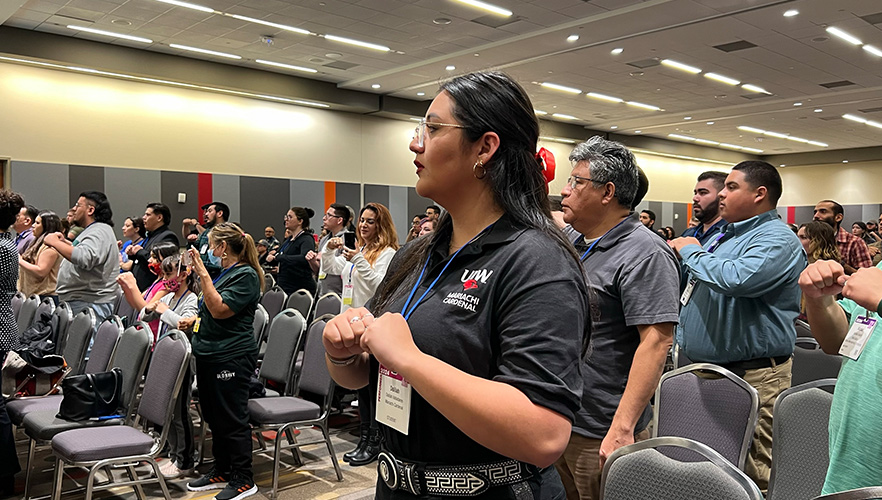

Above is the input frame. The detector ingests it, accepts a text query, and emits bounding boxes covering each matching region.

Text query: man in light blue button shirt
[669,160,806,492]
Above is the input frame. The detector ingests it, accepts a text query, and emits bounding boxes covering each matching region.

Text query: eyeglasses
[565,175,603,190]
[323,212,341,219]
[413,118,466,147]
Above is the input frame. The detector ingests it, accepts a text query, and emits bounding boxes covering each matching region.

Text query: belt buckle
[378,452,420,496]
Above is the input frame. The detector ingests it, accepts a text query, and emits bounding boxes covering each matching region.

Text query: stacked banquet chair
[791,338,843,386]
[248,314,343,498]
[11,291,25,320]
[112,290,138,328]
[313,292,342,319]
[48,302,73,356]
[44,330,190,500]
[285,289,314,322]
[15,294,40,337]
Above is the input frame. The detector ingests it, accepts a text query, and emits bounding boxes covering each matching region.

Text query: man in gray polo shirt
[555,136,680,500]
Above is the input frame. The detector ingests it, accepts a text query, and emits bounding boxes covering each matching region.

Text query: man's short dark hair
[631,167,649,210]
[732,161,783,205]
[641,209,656,221]
[697,171,728,192]
[427,205,440,214]
[331,203,351,226]
[0,191,25,229]
[23,205,38,222]
[146,202,171,225]
[79,191,114,226]
[819,199,844,216]
[202,201,230,221]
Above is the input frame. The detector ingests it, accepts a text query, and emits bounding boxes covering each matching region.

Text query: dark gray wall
[160,171,198,231]
[239,176,290,239]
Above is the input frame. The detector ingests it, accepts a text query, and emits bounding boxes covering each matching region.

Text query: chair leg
[24,439,35,499]
[284,428,302,466]
[272,427,284,500]
[320,424,343,481]
[51,458,64,500]
[148,460,172,500]
[125,465,146,500]
[85,465,100,500]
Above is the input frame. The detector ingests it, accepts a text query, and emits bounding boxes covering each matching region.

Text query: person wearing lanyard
[117,242,179,339]
[180,222,263,500]
[312,203,351,297]
[554,136,680,500]
[141,251,198,479]
[323,71,588,499]
[322,202,399,466]
[669,161,805,492]
[266,206,316,295]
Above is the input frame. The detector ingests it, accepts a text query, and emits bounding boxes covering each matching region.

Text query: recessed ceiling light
[843,113,867,123]
[533,109,547,115]
[417,92,425,96]
[783,9,799,17]
[826,26,862,45]
[793,102,803,106]
[807,140,829,147]
[738,126,766,134]
[452,0,512,16]
[742,147,764,154]
[684,116,692,120]
[474,53,480,56]
[169,43,241,59]
[720,143,743,150]
[660,59,701,74]
[445,65,456,71]
[541,82,581,94]
[634,130,642,134]
[552,113,577,120]
[843,160,849,163]
[67,25,153,43]
[668,134,695,141]
[780,164,786,167]
[704,72,740,86]
[371,84,381,89]
[433,18,452,25]
[742,84,771,94]
[739,125,828,147]
[694,138,720,145]
[255,59,317,73]
[325,53,343,58]
[864,45,882,57]
[626,101,661,111]
[610,48,624,55]
[155,0,214,13]
[567,34,579,42]
[763,131,789,139]
[814,108,823,113]
[610,125,618,129]
[539,136,577,144]
[228,14,310,35]
[706,121,715,125]
[111,19,131,26]
[323,34,390,52]
[587,92,623,103]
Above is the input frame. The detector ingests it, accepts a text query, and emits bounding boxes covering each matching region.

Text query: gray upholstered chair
[253,303,269,345]
[258,309,306,398]
[792,338,843,386]
[16,294,39,335]
[248,315,343,498]
[654,363,759,470]
[61,309,97,376]
[21,321,152,498]
[795,319,813,338]
[12,291,24,320]
[33,297,56,328]
[285,288,314,320]
[112,292,137,327]
[260,286,288,332]
[51,302,73,355]
[47,330,190,500]
[313,292,341,318]
[600,436,763,500]
[813,487,882,499]
[767,379,836,500]
[671,342,693,369]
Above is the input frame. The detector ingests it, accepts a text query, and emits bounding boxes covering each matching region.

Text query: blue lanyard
[278,231,304,255]
[400,224,494,321]
[706,232,727,253]
[580,218,628,261]
[160,290,191,337]
[198,263,238,310]
[347,245,366,283]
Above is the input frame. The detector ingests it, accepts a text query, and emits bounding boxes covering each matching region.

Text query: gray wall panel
[364,184,390,208]
[335,183,361,224]
[239,176,289,239]
[69,165,105,208]
[389,186,409,243]
[212,174,240,226]
[843,205,864,231]
[794,206,814,224]
[647,201,663,230]
[407,187,436,222]
[160,171,198,233]
[105,168,161,239]
[777,206,788,222]
[289,179,325,229]
[661,202,673,230]
[10,161,69,217]
[862,204,881,224]
[672,202,688,235]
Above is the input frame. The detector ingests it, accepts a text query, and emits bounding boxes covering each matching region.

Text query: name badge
[839,315,877,360]
[318,272,327,280]
[342,284,354,306]
[200,244,208,255]
[376,364,411,435]
[680,277,697,306]
[193,317,201,333]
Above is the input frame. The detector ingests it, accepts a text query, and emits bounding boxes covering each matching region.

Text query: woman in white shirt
[321,202,398,466]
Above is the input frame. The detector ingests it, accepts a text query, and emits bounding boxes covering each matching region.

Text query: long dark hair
[23,211,63,263]
[372,72,586,342]
[290,207,315,233]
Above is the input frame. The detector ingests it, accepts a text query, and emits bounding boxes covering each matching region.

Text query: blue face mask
[207,250,222,267]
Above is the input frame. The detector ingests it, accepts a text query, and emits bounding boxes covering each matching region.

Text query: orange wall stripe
[324,181,336,209]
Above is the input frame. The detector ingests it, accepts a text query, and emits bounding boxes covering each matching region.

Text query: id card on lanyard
[840,315,877,360]
[681,232,727,306]
[342,263,355,307]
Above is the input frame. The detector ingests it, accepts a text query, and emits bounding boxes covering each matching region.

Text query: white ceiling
[5,0,882,154]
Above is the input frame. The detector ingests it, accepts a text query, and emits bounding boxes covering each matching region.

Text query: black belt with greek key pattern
[377,451,532,497]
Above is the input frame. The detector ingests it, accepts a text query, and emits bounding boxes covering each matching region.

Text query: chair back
[33,297,56,327]
[135,330,191,453]
[113,292,137,327]
[252,303,269,344]
[314,292,341,318]
[259,309,305,392]
[11,291,24,319]
[767,379,836,500]
[298,315,334,401]
[83,316,123,373]
[264,273,276,290]
[654,363,759,469]
[260,287,288,331]
[813,487,882,500]
[60,309,97,375]
[795,319,813,338]
[672,343,693,369]
[792,339,842,386]
[109,321,153,421]
[51,302,73,354]
[16,294,39,335]
[285,289,314,320]
[600,436,763,500]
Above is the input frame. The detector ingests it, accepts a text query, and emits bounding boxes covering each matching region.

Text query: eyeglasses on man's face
[323,212,341,219]
[565,175,603,190]
[413,118,466,148]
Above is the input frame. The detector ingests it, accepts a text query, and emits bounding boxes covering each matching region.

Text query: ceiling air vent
[820,80,855,89]
[626,58,660,69]
[860,12,882,25]
[714,40,757,52]
[323,61,358,70]
[471,15,522,28]
[858,106,882,113]
[741,93,774,100]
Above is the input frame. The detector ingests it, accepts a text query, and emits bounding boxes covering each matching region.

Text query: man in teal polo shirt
[182,201,228,278]
[800,260,882,494]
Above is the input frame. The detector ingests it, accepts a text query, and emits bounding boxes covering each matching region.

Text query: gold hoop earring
[473,159,487,180]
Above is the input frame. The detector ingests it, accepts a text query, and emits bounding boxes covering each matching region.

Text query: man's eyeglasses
[323,212,341,219]
[566,175,603,190]
[413,118,466,148]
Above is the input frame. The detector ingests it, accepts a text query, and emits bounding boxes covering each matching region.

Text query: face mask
[148,262,162,275]
[162,279,181,293]
[208,249,222,267]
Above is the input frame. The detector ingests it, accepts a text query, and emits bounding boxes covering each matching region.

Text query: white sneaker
[159,460,193,479]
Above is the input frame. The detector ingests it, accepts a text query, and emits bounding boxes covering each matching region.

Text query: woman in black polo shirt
[181,222,263,500]
[267,206,316,294]
[323,71,589,499]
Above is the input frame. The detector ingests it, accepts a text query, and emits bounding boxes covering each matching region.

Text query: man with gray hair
[555,136,680,499]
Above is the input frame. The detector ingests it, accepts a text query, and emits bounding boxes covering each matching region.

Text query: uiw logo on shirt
[460,268,493,291]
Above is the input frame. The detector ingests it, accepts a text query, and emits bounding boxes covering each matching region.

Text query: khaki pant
[554,428,651,500]
[741,357,792,492]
